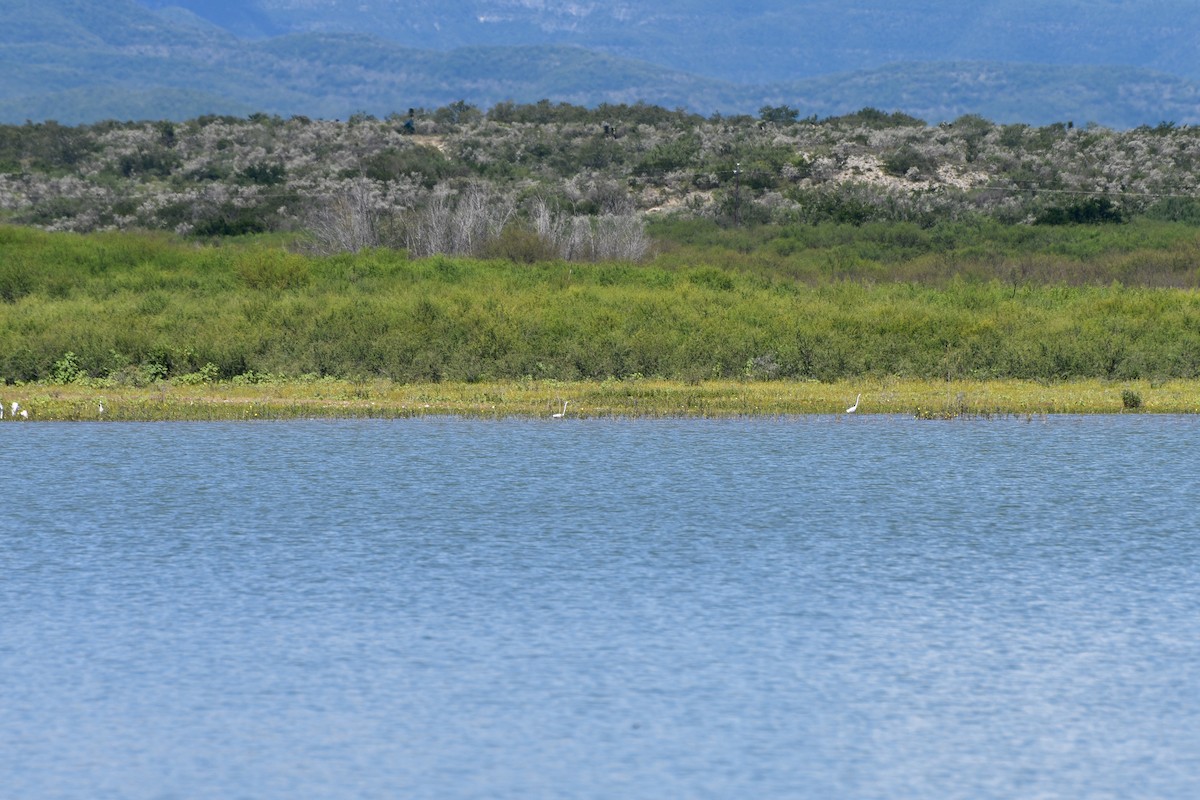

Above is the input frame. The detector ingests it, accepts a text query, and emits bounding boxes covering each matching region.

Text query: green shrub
[882,146,939,179]
[481,226,559,264]
[235,249,311,290]
[116,149,179,178]
[0,259,32,302]
[634,136,701,177]
[1143,197,1200,225]
[363,145,460,188]
[237,162,286,186]
[51,351,85,383]
[190,202,277,237]
[1121,388,1143,409]
[176,362,221,385]
[1035,198,1125,225]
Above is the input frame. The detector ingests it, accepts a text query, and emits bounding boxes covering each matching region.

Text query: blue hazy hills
[2,0,1197,127]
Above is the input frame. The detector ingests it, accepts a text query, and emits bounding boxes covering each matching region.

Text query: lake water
[2,415,1199,799]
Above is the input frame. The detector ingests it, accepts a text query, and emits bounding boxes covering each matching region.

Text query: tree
[759,105,800,125]
[306,178,383,254]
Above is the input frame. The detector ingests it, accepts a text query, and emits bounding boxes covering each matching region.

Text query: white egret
[19,409,27,419]
[10,401,17,416]
[552,400,569,418]
[98,401,105,416]
[846,393,861,414]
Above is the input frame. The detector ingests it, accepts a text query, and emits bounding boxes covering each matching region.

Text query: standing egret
[98,401,105,416]
[10,401,17,416]
[19,409,27,419]
[846,393,861,413]
[552,400,569,418]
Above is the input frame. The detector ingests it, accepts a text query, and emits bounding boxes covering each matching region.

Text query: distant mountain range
[133,0,1200,85]
[2,0,1198,128]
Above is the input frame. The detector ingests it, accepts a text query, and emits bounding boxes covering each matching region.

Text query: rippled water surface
[3,416,1199,799]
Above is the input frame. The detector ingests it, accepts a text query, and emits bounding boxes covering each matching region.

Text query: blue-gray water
[3,416,1199,799]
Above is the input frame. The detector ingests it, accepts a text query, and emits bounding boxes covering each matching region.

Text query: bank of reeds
[3,224,1200,388]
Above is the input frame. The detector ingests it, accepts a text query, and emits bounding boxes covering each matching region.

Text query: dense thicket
[2,104,1199,256]
[3,225,1199,385]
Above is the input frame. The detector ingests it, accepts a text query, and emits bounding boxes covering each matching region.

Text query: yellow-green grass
[2,378,1195,421]
[7,226,1200,387]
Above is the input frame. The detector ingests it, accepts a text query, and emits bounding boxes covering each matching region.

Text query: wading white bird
[552,400,569,418]
[19,409,27,419]
[98,401,105,416]
[10,401,17,416]
[846,393,861,414]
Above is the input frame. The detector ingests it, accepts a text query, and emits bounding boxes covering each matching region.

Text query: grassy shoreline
[2,378,1196,421]
[6,226,1200,388]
